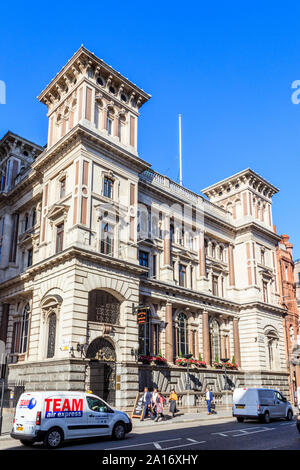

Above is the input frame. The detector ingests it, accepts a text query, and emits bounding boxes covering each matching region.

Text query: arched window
[177,313,188,356]
[211,243,216,258]
[47,312,57,358]
[88,290,120,325]
[101,223,113,255]
[24,213,29,232]
[31,208,36,227]
[265,329,279,370]
[210,318,220,363]
[290,326,295,344]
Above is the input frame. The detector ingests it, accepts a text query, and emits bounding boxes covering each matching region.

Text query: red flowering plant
[194,360,207,368]
[212,361,223,369]
[224,361,238,370]
[139,354,167,365]
[175,357,189,366]
[138,355,153,364]
[153,355,167,365]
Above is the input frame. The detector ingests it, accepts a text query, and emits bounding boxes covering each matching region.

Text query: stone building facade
[275,236,300,403]
[0,46,291,411]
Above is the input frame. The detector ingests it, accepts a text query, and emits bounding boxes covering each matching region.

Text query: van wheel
[286,409,293,421]
[264,411,270,424]
[237,417,244,423]
[112,422,126,440]
[20,440,34,447]
[43,427,64,449]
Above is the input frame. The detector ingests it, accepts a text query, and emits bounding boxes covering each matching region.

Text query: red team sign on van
[44,398,83,418]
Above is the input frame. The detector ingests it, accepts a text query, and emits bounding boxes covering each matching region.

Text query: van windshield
[86,396,112,413]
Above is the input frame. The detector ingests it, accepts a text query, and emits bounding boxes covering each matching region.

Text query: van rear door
[13,393,41,437]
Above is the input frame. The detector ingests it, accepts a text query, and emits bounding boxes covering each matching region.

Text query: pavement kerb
[132,412,233,428]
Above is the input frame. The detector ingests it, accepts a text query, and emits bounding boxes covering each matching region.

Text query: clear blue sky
[1,1,300,257]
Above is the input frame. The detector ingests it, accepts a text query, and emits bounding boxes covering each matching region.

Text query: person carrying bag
[169,389,178,418]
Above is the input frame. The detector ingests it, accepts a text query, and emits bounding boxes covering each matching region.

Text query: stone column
[165,302,173,363]
[202,310,211,366]
[233,317,241,367]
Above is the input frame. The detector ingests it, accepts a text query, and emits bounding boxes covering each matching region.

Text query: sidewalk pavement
[132,408,233,428]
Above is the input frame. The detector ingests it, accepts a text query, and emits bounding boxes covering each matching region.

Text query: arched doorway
[86,337,116,406]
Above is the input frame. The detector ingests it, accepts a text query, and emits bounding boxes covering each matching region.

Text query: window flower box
[225,362,238,370]
[212,361,223,369]
[194,360,207,368]
[153,355,167,365]
[138,355,152,365]
[175,357,188,366]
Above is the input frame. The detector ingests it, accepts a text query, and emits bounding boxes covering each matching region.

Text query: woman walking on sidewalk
[169,389,178,418]
[154,392,165,422]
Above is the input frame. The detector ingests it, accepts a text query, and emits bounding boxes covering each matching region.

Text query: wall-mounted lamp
[131,342,140,361]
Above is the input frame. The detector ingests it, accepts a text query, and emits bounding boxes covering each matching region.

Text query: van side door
[274,391,287,418]
[86,396,114,437]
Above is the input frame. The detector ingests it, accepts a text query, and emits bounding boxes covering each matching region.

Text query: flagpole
[179,114,182,186]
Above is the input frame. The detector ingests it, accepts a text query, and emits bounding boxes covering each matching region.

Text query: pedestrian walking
[168,389,178,418]
[154,392,165,422]
[205,386,214,415]
[140,387,153,421]
[151,387,158,419]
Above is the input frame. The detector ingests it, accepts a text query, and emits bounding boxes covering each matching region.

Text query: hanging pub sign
[136,306,150,324]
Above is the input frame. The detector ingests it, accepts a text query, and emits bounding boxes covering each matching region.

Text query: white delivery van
[233,387,293,423]
[10,391,132,448]
[296,387,300,433]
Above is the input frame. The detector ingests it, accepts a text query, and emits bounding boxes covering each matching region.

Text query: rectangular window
[152,254,157,278]
[104,177,113,199]
[9,213,19,263]
[60,178,66,199]
[179,264,186,287]
[139,250,149,269]
[263,281,268,303]
[153,323,159,356]
[27,248,33,267]
[107,118,112,135]
[118,119,122,140]
[261,250,265,265]
[56,223,64,254]
[212,275,219,296]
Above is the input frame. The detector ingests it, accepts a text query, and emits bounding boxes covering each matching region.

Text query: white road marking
[105,437,182,450]
[187,438,199,443]
[164,441,206,450]
[153,442,162,449]
[212,426,275,438]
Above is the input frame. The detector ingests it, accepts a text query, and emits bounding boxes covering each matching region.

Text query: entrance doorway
[86,337,116,406]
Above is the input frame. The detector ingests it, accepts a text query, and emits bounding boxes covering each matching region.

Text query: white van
[10,391,132,448]
[233,387,293,423]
